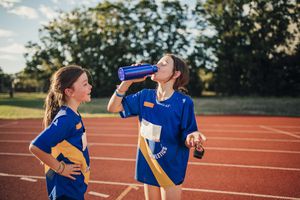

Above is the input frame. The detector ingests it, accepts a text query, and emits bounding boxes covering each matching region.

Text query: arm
[107,77,146,113]
[29,144,81,180]
[107,81,132,113]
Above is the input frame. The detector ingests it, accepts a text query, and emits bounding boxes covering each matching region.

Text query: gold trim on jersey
[45,140,90,185]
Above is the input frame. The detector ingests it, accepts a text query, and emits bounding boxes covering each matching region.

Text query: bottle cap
[118,68,125,81]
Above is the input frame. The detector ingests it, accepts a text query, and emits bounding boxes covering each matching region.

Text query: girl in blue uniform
[107,54,206,200]
[29,65,92,200]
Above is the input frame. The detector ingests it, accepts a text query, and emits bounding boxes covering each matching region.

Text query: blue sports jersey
[120,89,197,187]
[31,106,90,200]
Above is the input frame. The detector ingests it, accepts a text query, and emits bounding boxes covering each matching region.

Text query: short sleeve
[180,98,198,143]
[31,116,73,153]
[120,90,143,118]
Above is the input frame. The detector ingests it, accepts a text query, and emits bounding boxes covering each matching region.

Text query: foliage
[22,0,300,97]
[0,67,13,93]
[24,0,204,97]
[198,0,300,96]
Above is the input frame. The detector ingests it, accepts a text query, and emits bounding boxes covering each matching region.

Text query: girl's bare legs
[160,184,182,200]
[144,184,161,200]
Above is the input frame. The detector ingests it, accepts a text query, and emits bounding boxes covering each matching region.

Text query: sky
[0,0,101,74]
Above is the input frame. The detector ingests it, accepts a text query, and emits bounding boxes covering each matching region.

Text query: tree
[0,67,14,95]
[24,0,204,97]
[199,0,300,96]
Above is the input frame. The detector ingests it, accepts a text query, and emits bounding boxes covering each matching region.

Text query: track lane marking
[1,152,300,171]
[115,185,139,200]
[0,121,18,128]
[2,132,300,142]
[88,191,109,198]
[2,129,298,134]
[1,140,300,153]
[260,126,300,139]
[0,172,299,200]
[20,177,37,182]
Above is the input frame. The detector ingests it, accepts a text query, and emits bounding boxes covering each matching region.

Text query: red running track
[0,116,300,200]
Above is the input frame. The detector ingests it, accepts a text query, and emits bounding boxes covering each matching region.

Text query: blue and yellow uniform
[31,106,90,200]
[120,89,197,187]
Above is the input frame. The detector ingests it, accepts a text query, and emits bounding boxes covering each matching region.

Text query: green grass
[0,92,300,119]
[194,96,300,116]
[0,93,116,119]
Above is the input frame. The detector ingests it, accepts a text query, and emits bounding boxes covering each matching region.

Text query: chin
[85,96,91,102]
[151,75,157,81]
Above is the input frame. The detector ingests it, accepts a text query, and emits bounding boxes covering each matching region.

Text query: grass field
[0,92,300,119]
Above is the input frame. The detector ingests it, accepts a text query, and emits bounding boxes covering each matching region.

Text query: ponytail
[43,90,63,128]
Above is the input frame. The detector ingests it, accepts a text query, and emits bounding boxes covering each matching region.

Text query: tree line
[2,0,299,97]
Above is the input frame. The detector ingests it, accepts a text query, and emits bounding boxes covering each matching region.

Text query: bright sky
[0,0,101,74]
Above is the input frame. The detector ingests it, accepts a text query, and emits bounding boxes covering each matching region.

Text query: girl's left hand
[185,131,207,148]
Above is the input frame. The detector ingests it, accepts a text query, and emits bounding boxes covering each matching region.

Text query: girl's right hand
[60,163,82,180]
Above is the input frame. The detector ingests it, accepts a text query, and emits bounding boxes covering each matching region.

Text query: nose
[156,63,161,70]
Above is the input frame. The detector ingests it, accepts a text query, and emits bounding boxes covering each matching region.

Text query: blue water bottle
[118,64,158,81]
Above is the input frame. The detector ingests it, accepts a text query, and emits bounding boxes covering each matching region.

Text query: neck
[65,99,80,115]
[156,82,174,101]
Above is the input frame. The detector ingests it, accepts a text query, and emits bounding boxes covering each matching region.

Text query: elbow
[107,104,113,113]
[29,143,36,154]
[107,107,119,113]
[107,104,120,113]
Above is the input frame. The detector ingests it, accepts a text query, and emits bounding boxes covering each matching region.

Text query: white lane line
[2,122,300,129]
[88,191,109,198]
[182,187,300,200]
[1,152,300,171]
[0,152,32,156]
[116,185,139,200]
[0,121,18,128]
[260,126,300,139]
[1,140,300,154]
[199,124,300,129]
[91,143,300,154]
[20,177,37,182]
[0,129,285,134]
[189,162,300,171]
[91,156,135,162]
[0,140,30,143]
[1,132,300,143]
[209,137,300,143]
[0,172,299,200]
[0,132,139,137]
[90,143,137,147]
[96,124,300,129]
[205,147,300,154]
[3,128,300,135]
[90,180,142,187]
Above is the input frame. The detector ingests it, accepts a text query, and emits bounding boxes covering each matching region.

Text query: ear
[64,88,74,97]
[172,71,181,79]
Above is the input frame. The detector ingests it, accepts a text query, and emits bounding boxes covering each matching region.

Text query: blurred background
[0,0,300,117]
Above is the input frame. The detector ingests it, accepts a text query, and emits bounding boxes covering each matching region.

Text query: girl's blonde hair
[43,65,87,128]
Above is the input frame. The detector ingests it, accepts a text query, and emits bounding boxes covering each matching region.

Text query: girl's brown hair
[43,65,87,128]
[166,54,190,94]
